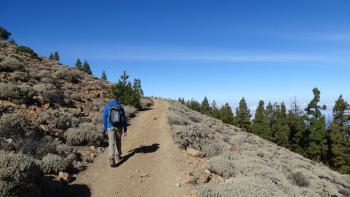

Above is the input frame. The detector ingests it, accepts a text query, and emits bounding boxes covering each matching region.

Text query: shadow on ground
[113,143,160,168]
[41,175,91,197]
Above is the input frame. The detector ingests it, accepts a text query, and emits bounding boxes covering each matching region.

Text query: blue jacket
[102,99,127,133]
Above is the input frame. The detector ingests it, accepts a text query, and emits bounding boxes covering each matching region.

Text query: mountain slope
[167,101,350,197]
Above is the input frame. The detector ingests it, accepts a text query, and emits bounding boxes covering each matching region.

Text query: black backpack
[109,104,123,127]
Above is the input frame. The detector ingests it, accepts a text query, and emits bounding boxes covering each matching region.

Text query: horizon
[2,0,349,111]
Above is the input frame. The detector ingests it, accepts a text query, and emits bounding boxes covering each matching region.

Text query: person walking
[102,94,128,167]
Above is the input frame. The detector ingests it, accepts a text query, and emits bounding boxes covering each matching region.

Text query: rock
[176,183,181,187]
[186,147,203,157]
[58,172,73,183]
[184,175,197,185]
[139,97,154,109]
[89,146,96,151]
[89,153,95,159]
[97,147,104,153]
[197,171,210,184]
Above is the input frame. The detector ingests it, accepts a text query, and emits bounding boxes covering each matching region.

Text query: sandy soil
[73,100,193,197]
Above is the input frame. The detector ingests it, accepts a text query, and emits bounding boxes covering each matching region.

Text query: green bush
[0,113,42,140]
[16,45,38,59]
[64,123,104,146]
[0,151,42,197]
[40,153,68,174]
[109,83,140,107]
[206,156,235,178]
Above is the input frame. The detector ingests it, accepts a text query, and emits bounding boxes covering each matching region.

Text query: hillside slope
[167,101,350,197]
[0,40,140,196]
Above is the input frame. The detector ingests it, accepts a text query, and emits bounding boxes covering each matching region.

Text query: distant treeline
[178,88,350,174]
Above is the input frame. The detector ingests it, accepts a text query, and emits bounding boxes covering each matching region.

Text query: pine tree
[200,96,210,115]
[251,100,272,140]
[273,102,290,147]
[133,79,143,95]
[75,58,82,70]
[219,103,234,124]
[119,70,129,86]
[287,98,306,153]
[82,60,92,75]
[328,95,350,173]
[210,100,220,119]
[49,52,54,60]
[186,99,201,112]
[53,51,60,61]
[304,88,327,161]
[178,98,185,104]
[101,70,107,80]
[233,97,252,132]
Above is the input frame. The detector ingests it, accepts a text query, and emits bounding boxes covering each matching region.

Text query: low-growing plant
[0,151,42,197]
[55,144,74,157]
[0,82,36,104]
[206,155,235,178]
[64,122,104,146]
[0,113,42,140]
[33,83,63,104]
[201,139,231,157]
[167,111,190,126]
[17,135,57,159]
[16,45,38,59]
[0,56,25,72]
[198,176,284,197]
[290,171,310,187]
[37,109,80,131]
[40,153,68,174]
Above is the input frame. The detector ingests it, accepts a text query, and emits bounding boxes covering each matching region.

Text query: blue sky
[2,0,350,112]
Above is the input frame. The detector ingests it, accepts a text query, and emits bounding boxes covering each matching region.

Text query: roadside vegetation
[178,88,350,175]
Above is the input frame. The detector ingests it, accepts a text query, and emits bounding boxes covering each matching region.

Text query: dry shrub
[0,113,42,140]
[198,176,284,197]
[0,151,42,197]
[206,156,235,178]
[40,153,68,174]
[64,122,103,146]
[290,171,310,187]
[37,109,80,131]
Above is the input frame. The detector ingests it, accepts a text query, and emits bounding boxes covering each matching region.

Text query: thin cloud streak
[94,52,345,63]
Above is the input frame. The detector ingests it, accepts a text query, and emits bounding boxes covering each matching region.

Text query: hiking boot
[110,158,115,167]
[115,155,122,163]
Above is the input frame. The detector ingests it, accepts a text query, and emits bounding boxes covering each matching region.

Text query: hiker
[102,95,128,167]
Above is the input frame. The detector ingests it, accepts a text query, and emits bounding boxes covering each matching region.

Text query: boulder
[58,172,73,183]
[186,147,204,157]
[139,97,153,110]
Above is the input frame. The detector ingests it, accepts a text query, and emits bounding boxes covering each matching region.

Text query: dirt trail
[74,100,192,197]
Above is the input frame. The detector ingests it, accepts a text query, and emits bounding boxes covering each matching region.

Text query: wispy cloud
[90,47,346,63]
